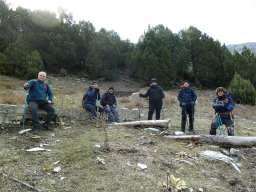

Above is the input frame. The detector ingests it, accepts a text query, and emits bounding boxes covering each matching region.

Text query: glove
[181,102,186,107]
[139,93,143,97]
[95,88,99,93]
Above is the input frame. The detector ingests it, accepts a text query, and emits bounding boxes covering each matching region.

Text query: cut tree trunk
[163,135,256,148]
[111,119,171,129]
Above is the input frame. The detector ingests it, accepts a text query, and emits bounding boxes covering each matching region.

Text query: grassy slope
[0,75,256,191]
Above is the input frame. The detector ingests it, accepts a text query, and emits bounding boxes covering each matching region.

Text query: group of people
[24,72,235,136]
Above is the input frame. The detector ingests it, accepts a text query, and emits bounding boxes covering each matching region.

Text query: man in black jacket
[139,78,165,120]
[101,87,119,123]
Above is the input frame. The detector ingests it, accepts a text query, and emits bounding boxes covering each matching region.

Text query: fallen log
[111,119,171,129]
[163,135,256,148]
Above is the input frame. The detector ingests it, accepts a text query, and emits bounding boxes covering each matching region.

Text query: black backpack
[82,90,87,108]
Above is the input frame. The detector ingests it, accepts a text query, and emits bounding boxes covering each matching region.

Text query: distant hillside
[226,42,256,55]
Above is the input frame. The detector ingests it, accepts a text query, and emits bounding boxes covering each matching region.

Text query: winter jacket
[212,92,235,120]
[140,84,165,103]
[178,87,197,106]
[101,92,117,107]
[83,86,101,108]
[25,79,53,101]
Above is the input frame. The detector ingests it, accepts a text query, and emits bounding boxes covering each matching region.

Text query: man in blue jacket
[177,80,197,133]
[83,81,104,121]
[101,86,119,123]
[24,72,55,134]
[211,87,235,136]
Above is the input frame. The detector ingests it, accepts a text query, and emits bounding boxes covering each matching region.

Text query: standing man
[24,72,55,134]
[101,86,119,123]
[83,81,104,121]
[178,80,197,133]
[139,78,165,120]
[210,87,235,136]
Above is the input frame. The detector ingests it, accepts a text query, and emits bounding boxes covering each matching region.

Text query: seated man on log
[83,81,104,126]
[24,71,55,134]
[211,87,235,136]
[139,78,165,120]
[177,80,197,134]
[101,86,119,123]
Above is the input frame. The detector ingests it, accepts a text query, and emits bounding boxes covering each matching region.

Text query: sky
[6,0,256,45]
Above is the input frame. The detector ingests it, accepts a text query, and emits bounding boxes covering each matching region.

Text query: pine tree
[228,72,256,105]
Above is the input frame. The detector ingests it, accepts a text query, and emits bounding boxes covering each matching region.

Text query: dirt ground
[0,74,256,191]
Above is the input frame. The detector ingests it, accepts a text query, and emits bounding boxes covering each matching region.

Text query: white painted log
[163,135,256,148]
[111,119,171,129]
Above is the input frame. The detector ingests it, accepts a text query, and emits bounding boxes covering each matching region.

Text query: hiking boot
[33,127,39,134]
[179,129,185,133]
[42,124,54,131]
[188,130,195,135]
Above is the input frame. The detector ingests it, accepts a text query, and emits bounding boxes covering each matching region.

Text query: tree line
[0,0,256,89]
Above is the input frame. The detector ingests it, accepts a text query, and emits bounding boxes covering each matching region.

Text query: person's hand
[112,104,116,108]
[47,100,52,104]
[95,88,99,93]
[24,83,29,89]
[106,104,109,107]
[181,102,186,107]
[191,101,195,106]
[139,93,143,97]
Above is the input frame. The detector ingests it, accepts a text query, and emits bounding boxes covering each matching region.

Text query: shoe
[33,127,39,134]
[179,129,185,133]
[42,124,54,131]
[188,130,195,135]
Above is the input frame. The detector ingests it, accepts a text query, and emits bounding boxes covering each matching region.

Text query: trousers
[210,117,234,136]
[148,102,162,120]
[181,105,194,132]
[104,106,119,122]
[29,101,55,129]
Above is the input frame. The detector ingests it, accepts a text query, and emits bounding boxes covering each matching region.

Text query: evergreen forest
[0,0,256,89]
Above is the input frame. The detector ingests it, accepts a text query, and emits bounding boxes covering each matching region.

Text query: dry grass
[127,99,140,110]
[163,95,177,105]
[118,96,130,103]
[0,81,18,89]
[1,92,25,105]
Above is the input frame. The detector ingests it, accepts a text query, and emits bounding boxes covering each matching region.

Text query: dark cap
[183,80,189,84]
[216,87,226,94]
[151,78,157,83]
[109,86,114,91]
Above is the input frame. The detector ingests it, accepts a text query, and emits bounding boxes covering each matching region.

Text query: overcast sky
[6,0,256,45]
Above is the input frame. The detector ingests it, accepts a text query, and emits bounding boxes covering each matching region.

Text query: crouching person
[24,72,55,134]
[101,87,119,123]
[83,81,104,125]
[210,87,235,136]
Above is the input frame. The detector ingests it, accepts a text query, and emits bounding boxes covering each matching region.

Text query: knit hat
[109,86,114,91]
[216,87,226,94]
[151,78,157,83]
[183,80,189,84]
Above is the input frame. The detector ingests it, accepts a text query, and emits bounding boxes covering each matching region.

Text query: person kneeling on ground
[24,71,55,134]
[101,86,119,123]
[139,78,165,120]
[210,87,235,136]
[83,81,104,124]
[177,80,197,134]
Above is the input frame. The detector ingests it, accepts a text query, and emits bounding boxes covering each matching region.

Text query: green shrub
[103,69,121,81]
[228,72,256,105]
[59,68,67,76]
[26,67,39,79]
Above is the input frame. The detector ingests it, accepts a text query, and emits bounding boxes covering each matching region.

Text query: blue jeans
[104,106,119,122]
[29,101,55,129]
